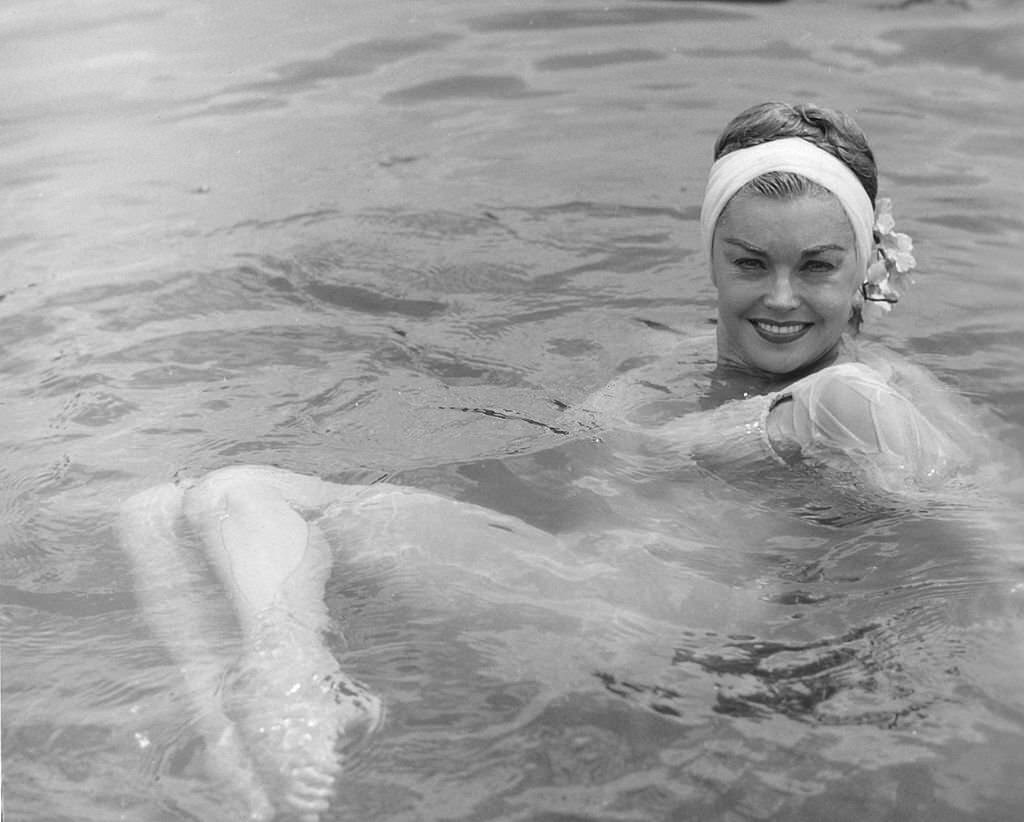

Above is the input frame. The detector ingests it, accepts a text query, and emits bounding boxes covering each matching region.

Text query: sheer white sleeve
[640,360,976,494]
[768,362,968,491]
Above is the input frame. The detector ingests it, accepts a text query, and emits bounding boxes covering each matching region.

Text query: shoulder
[846,340,991,449]
[774,353,983,488]
[779,361,906,451]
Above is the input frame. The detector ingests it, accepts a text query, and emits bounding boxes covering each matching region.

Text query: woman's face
[711,190,864,378]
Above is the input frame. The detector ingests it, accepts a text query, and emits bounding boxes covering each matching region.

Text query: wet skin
[711,190,864,379]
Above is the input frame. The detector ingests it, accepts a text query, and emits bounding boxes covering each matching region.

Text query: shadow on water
[464,5,754,34]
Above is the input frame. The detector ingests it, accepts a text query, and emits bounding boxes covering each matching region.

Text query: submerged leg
[183,467,382,820]
[118,484,274,821]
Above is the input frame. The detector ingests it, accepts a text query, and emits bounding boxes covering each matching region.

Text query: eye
[802,259,836,274]
[732,257,765,271]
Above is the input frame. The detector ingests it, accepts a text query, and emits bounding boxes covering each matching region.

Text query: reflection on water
[4,0,1024,820]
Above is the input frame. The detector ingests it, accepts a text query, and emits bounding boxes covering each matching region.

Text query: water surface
[4,1,1024,820]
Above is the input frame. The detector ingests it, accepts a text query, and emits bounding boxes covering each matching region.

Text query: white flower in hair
[863,197,916,312]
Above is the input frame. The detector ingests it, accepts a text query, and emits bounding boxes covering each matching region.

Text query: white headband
[699,137,875,272]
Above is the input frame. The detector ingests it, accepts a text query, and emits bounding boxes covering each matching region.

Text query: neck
[713,336,852,393]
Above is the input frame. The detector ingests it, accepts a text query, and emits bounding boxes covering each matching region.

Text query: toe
[293,764,337,788]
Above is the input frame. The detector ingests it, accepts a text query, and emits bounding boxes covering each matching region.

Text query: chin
[749,345,836,378]
[720,326,839,380]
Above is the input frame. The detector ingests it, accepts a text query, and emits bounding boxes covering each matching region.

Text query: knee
[190,465,276,499]
[183,465,289,521]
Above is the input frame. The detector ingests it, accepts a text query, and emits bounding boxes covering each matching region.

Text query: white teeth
[754,321,806,336]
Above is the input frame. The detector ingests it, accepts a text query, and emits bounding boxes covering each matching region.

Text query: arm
[765,363,966,488]
[639,362,967,492]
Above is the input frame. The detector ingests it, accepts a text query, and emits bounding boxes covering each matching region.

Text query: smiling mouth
[750,320,811,342]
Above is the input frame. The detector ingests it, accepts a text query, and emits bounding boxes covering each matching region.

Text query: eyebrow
[721,238,848,256]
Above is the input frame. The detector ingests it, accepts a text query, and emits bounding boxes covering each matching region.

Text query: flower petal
[866,260,888,284]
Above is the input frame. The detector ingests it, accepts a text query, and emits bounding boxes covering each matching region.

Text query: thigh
[318,486,593,588]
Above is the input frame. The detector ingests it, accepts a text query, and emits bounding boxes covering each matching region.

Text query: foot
[221,628,381,820]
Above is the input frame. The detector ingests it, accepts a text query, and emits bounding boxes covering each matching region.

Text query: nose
[763,271,800,310]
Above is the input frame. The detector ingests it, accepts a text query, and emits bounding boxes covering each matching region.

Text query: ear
[848,287,863,317]
[848,285,865,332]
[847,280,864,311]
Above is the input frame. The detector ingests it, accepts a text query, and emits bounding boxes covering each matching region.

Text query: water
[4,0,1024,819]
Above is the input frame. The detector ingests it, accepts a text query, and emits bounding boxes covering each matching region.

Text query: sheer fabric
[772,362,967,490]
[627,349,987,496]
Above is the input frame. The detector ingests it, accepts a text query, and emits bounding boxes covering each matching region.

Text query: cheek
[818,286,859,324]
[715,285,750,319]
[841,264,865,296]
[823,268,863,313]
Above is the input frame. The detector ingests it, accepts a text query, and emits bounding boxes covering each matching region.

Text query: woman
[594,102,983,493]
[119,102,988,821]
[705,105,973,485]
